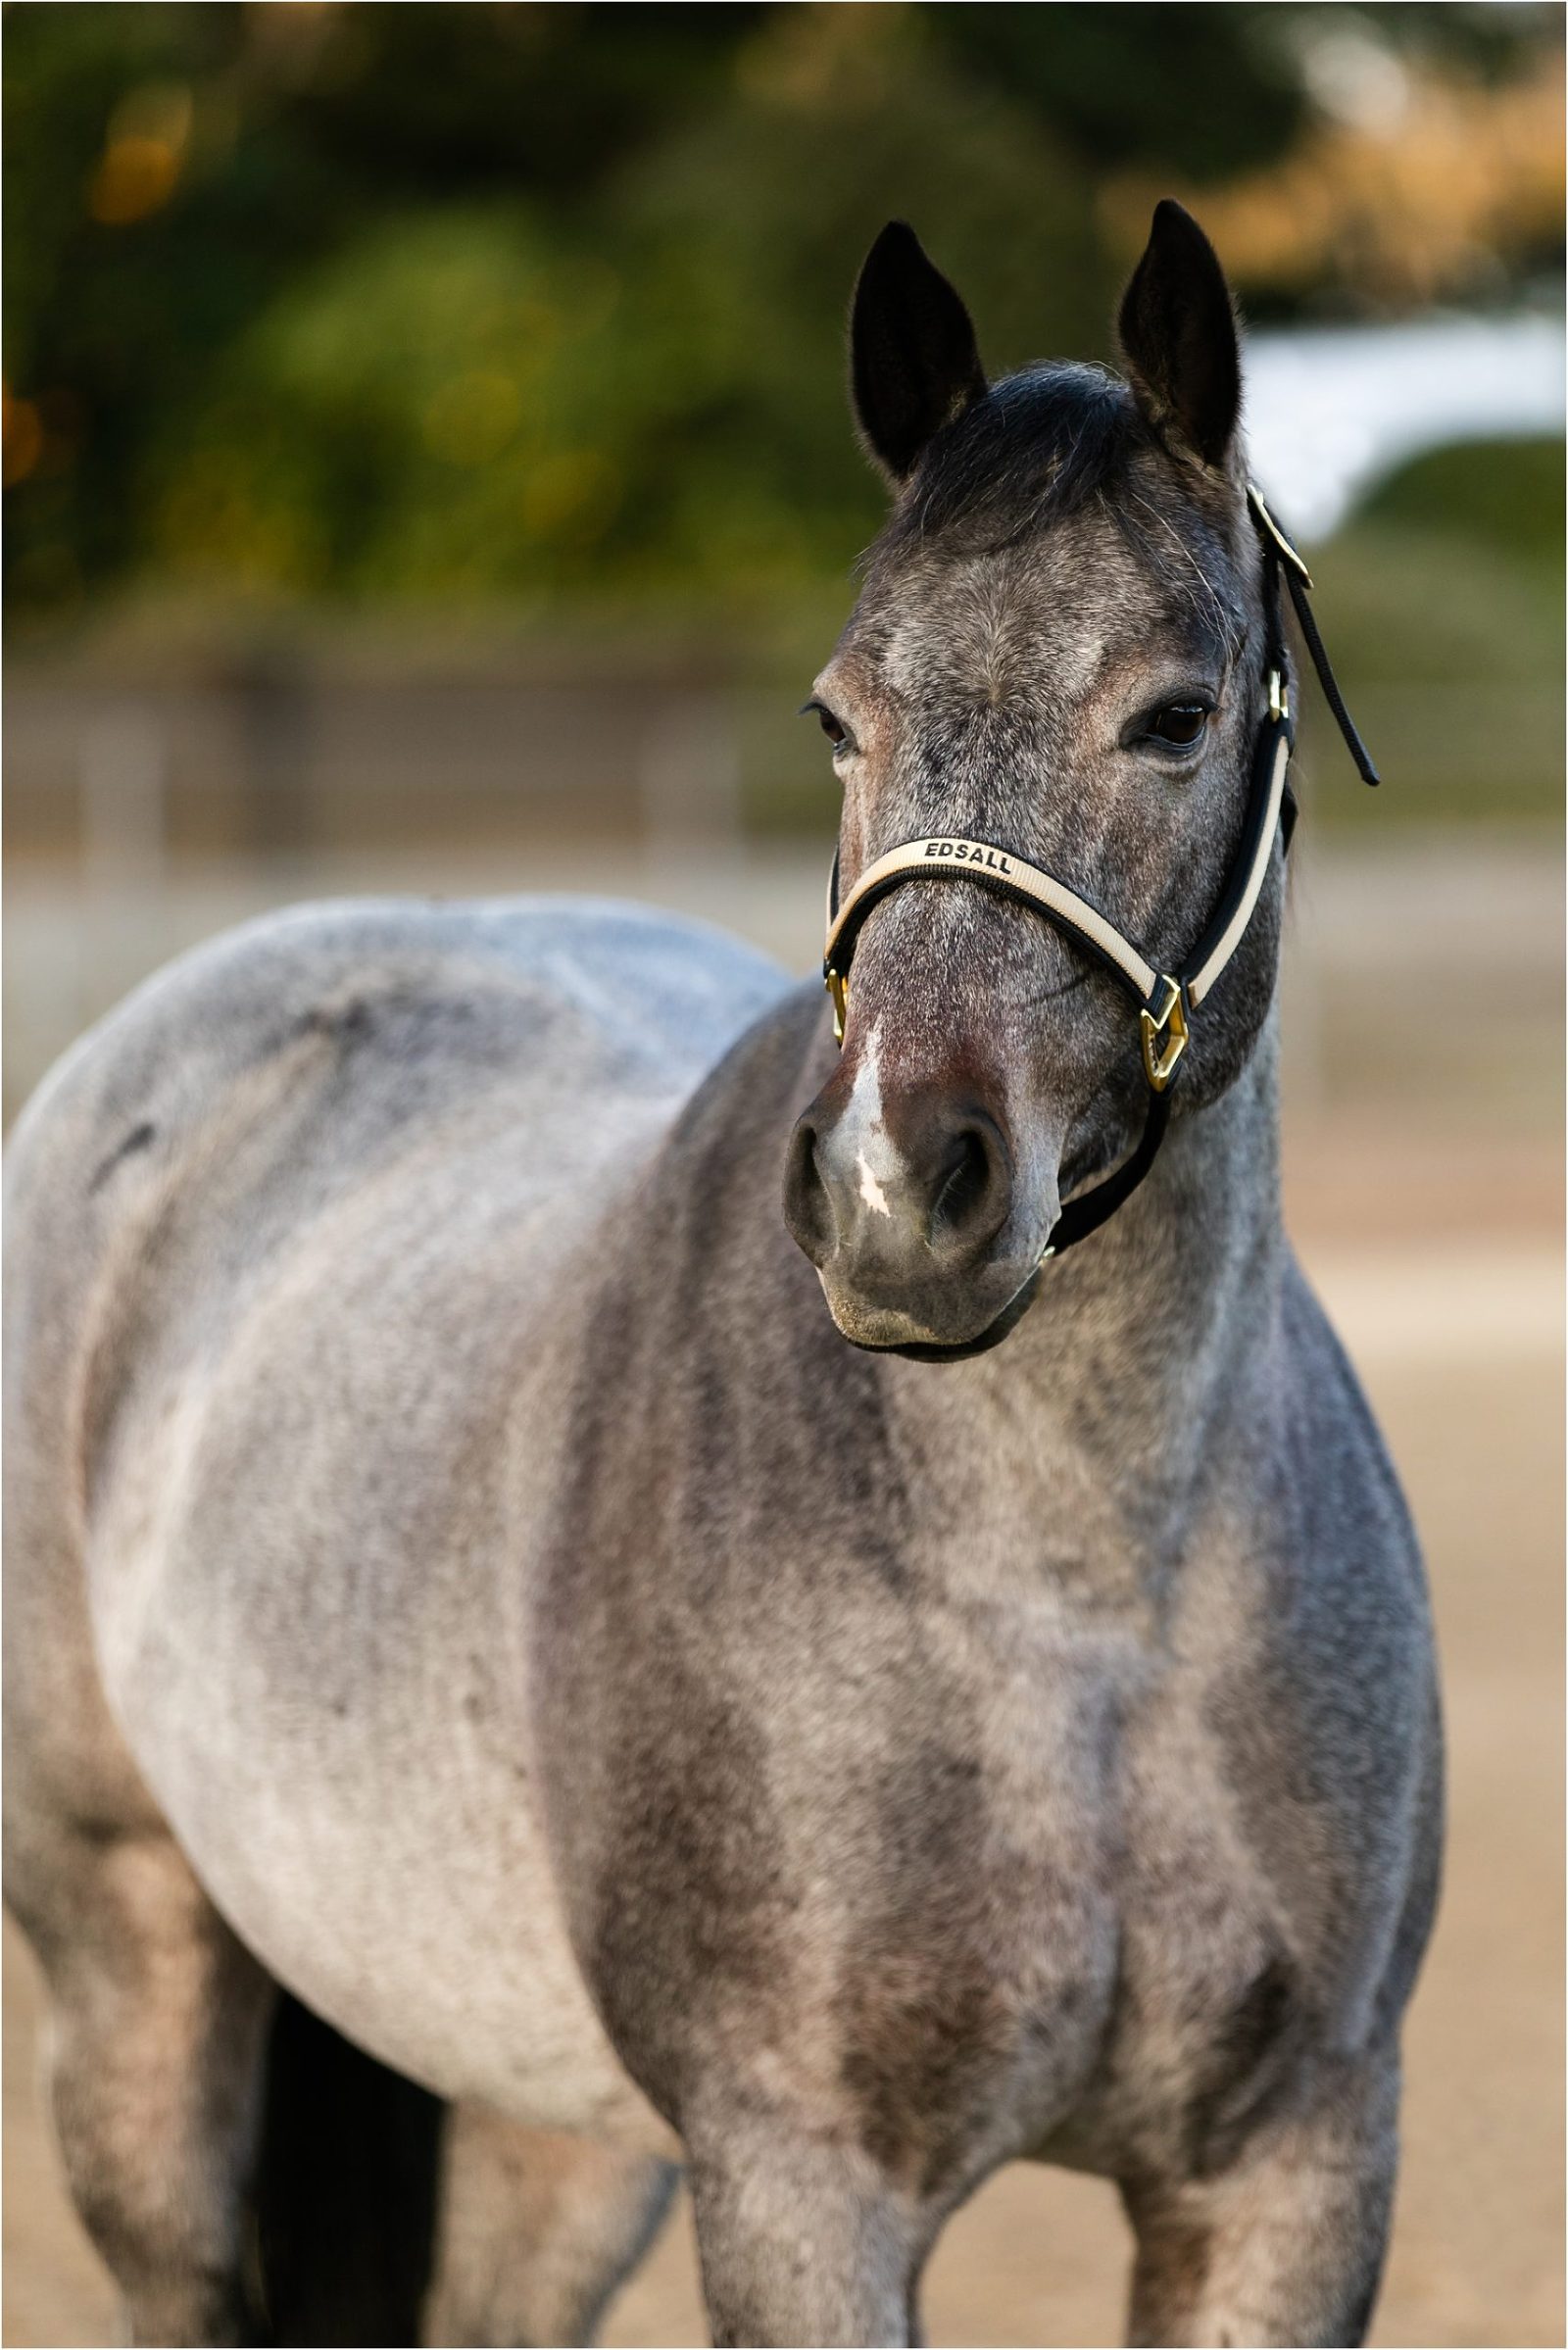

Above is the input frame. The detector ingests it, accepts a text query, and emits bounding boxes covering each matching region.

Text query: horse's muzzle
[783,1081,1050,1351]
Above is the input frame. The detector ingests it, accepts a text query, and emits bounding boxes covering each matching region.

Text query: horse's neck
[883,1021,1286,1555]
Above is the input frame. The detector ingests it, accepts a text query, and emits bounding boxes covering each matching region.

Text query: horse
[4,200,1442,2349]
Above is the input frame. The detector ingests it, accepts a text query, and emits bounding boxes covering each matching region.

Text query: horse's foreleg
[1120,2052,1399,2349]
[21,1824,274,2347]
[688,2127,920,2348]
[425,2106,676,2347]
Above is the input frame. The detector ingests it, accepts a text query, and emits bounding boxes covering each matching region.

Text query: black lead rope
[820,486,1379,1271]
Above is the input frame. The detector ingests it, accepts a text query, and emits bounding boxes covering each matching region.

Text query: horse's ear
[1117,199,1241,472]
[851,221,987,485]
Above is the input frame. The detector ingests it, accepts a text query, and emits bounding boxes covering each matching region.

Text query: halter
[820,487,1379,1262]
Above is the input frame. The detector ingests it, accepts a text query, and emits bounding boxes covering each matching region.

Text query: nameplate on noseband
[923,840,1014,870]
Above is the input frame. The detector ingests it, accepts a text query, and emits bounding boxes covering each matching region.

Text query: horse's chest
[572,1573,1298,2194]
[778,1620,1290,2191]
[820,1738,1124,2194]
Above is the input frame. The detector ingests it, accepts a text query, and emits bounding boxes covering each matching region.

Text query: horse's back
[10,890,782,1204]
[6,892,786,1361]
[6,892,785,1584]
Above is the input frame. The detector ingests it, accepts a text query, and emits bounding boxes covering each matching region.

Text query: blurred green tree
[3,0,1560,631]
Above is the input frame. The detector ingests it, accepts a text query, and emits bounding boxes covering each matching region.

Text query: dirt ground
[3,827,1562,2345]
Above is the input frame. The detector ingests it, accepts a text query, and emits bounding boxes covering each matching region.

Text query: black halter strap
[820,487,1376,1268]
[1250,488,1380,789]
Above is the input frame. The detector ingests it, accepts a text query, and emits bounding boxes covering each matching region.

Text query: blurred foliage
[1356,432,1565,562]
[4,0,1562,637]
[1130,42,1564,315]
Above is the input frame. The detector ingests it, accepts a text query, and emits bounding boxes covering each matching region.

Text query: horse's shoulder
[1273,1249,1423,1576]
[1229,1249,1440,1938]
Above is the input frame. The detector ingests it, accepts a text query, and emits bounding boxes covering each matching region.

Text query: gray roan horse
[5,203,1442,2349]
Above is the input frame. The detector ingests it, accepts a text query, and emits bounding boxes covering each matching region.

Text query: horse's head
[783,201,1287,1356]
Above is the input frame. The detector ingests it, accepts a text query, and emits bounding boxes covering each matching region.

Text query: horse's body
[5,206,1442,2348]
[6,901,769,2159]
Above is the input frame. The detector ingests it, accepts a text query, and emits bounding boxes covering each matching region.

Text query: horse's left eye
[1145,702,1211,749]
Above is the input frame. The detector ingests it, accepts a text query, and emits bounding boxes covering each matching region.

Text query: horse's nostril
[782,1115,835,1263]
[787,1094,1013,1280]
[931,1129,993,1237]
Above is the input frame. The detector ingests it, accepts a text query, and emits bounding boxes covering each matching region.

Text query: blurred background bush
[5,6,1562,763]
[3,3,1562,623]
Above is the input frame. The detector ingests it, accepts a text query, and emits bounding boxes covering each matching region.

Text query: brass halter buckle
[1140,975,1189,1093]
[824,965,849,1046]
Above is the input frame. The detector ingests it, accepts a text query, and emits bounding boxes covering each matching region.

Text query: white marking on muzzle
[836,1025,905,1217]
[856,1153,891,1217]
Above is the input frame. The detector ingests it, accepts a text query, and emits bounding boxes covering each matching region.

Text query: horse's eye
[800,697,856,757]
[1145,702,1211,749]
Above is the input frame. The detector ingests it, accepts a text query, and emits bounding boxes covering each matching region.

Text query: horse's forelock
[877,363,1151,560]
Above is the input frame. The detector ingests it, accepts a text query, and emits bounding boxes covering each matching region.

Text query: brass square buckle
[824,966,849,1046]
[1140,975,1189,1093]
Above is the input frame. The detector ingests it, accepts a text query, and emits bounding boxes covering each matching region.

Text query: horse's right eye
[802,698,854,756]
[1145,702,1211,749]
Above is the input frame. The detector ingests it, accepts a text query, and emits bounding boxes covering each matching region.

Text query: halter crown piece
[821,487,1380,1262]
